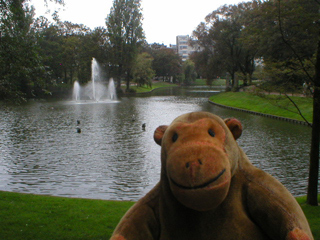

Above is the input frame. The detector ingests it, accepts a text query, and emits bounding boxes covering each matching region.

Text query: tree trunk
[116,64,123,91]
[126,74,130,92]
[247,73,252,85]
[116,77,121,91]
[232,73,239,92]
[64,69,67,83]
[306,37,320,206]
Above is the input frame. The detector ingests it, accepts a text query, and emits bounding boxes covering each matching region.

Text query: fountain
[73,81,80,101]
[72,58,117,103]
[107,77,117,100]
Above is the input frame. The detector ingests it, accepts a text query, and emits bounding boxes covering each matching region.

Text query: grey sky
[30,0,242,45]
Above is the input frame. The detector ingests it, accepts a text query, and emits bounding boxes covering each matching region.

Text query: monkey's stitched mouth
[171,169,226,190]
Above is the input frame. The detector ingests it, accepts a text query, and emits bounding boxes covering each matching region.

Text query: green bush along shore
[0,191,319,240]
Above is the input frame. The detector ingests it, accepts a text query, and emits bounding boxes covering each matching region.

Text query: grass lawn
[0,191,319,239]
[210,92,313,123]
[0,191,134,240]
[296,195,320,238]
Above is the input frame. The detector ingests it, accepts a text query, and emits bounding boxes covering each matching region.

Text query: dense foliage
[1,0,44,101]
[191,0,319,92]
[0,0,183,101]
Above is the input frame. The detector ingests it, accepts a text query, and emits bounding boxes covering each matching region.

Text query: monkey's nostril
[186,160,203,168]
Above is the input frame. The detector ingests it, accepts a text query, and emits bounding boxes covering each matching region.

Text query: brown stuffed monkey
[110,111,313,240]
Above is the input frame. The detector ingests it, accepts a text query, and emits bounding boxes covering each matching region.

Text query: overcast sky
[29,0,242,45]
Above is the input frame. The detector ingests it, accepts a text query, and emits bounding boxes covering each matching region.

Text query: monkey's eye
[172,133,178,143]
[208,129,215,137]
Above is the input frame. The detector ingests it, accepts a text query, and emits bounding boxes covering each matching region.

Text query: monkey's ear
[154,125,168,146]
[224,118,242,140]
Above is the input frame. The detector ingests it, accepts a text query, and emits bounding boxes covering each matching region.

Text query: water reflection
[0,87,317,200]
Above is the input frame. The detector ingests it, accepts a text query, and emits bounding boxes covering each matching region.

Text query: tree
[279,0,320,206]
[309,27,320,206]
[151,48,182,82]
[105,0,144,91]
[191,23,221,84]
[0,0,46,101]
[132,52,155,87]
[275,0,319,206]
[249,0,319,205]
[207,5,242,90]
[182,60,197,86]
[0,0,66,101]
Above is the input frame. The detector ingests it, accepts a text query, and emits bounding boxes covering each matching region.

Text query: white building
[176,35,202,61]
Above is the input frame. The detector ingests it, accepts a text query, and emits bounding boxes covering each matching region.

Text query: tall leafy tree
[271,0,319,206]
[191,23,219,83]
[0,0,45,101]
[182,60,197,86]
[0,0,65,101]
[232,0,319,205]
[105,0,144,91]
[151,48,182,82]
[132,52,155,87]
[243,0,319,205]
[207,4,242,90]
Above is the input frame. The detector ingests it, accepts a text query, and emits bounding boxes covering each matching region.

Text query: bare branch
[284,94,312,127]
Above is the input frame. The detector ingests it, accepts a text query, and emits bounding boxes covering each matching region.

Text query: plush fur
[110,112,313,240]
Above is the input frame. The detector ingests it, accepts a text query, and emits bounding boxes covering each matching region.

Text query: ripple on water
[0,88,317,200]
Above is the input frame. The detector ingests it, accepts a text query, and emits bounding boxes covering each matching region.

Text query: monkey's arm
[244,168,313,240]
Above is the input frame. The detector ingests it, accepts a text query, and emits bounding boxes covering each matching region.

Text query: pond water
[0,87,316,201]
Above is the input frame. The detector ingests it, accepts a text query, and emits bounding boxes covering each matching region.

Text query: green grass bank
[123,81,178,93]
[0,191,319,239]
[210,92,313,123]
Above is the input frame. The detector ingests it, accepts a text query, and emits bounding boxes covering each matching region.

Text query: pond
[0,86,315,201]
